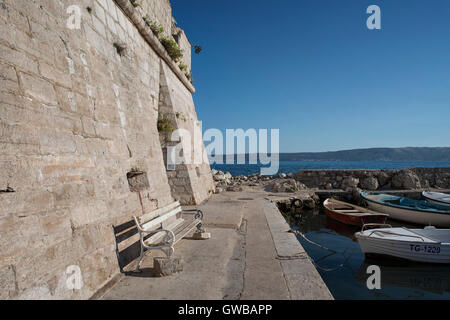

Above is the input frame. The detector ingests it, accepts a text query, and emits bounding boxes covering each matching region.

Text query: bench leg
[161,246,174,258]
[193,222,211,239]
[196,222,205,233]
[135,245,145,272]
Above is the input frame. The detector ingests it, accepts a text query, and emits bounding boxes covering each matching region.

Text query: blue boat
[360,191,450,227]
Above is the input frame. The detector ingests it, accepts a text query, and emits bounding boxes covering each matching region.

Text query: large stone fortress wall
[0,0,214,299]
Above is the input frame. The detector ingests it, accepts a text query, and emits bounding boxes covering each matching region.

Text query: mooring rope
[290,229,337,254]
[289,229,347,272]
[311,260,345,272]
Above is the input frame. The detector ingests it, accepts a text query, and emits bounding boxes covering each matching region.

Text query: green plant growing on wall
[157,116,176,143]
[130,0,143,8]
[157,116,175,134]
[160,37,184,62]
[176,112,187,122]
[143,15,151,26]
[143,16,165,38]
[150,22,164,38]
[178,63,188,72]
[185,71,193,84]
[86,6,92,13]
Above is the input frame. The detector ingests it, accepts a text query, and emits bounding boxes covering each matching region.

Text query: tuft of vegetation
[130,0,143,8]
[86,6,92,14]
[143,16,165,38]
[150,22,164,38]
[160,37,184,62]
[157,116,175,134]
[176,112,187,122]
[178,63,188,72]
[185,71,193,84]
[143,15,151,26]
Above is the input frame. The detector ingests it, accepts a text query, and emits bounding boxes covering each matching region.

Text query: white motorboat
[355,226,450,264]
[422,191,450,206]
[360,191,450,227]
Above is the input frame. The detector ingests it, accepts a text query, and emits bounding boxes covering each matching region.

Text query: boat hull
[422,192,450,206]
[365,200,450,227]
[356,235,450,264]
[324,207,387,227]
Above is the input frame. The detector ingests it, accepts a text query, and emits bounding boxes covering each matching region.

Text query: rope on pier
[289,229,346,272]
[310,259,345,273]
[290,229,337,254]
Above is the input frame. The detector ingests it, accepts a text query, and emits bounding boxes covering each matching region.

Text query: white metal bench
[133,201,206,272]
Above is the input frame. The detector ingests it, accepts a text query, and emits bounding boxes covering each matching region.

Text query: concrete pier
[99,188,333,300]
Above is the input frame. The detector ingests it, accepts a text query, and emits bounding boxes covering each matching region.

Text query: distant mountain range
[278,147,450,161]
[211,147,450,162]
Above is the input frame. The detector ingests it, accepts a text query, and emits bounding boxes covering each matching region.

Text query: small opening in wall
[127,170,150,192]
[195,166,201,177]
[0,186,15,193]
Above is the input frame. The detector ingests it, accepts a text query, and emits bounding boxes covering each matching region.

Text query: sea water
[211,161,450,176]
[289,209,450,300]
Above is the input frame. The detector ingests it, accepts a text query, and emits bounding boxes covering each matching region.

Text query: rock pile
[211,170,309,194]
[268,179,307,193]
[293,168,445,191]
[211,167,450,194]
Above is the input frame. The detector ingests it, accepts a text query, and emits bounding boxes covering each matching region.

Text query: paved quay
[100,188,333,300]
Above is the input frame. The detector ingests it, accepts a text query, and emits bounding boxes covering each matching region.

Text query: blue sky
[171,0,450,153]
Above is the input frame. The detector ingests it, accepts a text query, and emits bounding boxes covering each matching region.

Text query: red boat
[323,198,388,227]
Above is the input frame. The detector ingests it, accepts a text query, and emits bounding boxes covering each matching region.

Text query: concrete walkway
[100,188,333,300]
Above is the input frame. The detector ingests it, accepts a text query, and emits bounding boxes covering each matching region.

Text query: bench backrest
[134,201,182,232]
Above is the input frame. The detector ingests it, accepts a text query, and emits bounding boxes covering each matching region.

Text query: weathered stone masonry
[0,0,214,299]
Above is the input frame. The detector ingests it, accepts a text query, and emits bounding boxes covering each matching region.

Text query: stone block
[18,72,57,105]
[0,62,18,82]
[39,210,72,246]
[0,43,39,74]
[39,62,72,88]
[153,256,183,277]
[192,232,211,240]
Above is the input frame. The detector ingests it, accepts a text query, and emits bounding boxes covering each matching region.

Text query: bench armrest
[181,209,204,220]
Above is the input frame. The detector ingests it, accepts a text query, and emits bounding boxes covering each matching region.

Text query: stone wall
[158,61,214,204]
[128,0,192,72]
[293,167,450,191]
[0,0,212,299]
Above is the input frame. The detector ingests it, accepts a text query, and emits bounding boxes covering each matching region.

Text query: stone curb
[263,200,334,300]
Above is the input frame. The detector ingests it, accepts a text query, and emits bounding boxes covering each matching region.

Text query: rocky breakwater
[211,170,310,193]
[293,167,450,192]
[211,170,320,212]
[212,169,275,192]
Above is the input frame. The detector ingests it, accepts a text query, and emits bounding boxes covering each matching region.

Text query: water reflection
[356,260,450,296]
[289,208,450,299]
